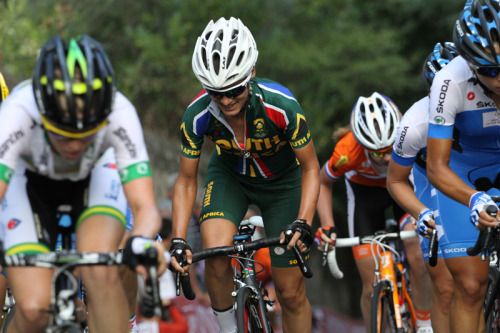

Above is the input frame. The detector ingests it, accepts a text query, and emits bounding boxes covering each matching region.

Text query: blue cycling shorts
[434,149,500,259]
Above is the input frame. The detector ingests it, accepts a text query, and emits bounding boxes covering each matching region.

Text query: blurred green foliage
[0,0,463,158]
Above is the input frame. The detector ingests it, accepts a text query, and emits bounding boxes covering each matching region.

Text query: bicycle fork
[378,251,404,330]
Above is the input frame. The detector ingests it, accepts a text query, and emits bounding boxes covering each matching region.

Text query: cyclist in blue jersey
[0,36,165,333]
[170,17,320,333]
[427,1,500,331]
[388,42,459,333]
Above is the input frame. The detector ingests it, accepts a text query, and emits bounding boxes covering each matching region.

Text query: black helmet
[421,42,459,90]
[33,35,115,132]
[0,72,8,103]
[453,0,500,67]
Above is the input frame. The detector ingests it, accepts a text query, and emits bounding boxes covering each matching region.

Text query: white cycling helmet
[350,92,401,151]
[192,17,259,91]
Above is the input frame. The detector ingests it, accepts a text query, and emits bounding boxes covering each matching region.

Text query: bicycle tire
[371,280,397,333]
[486,266,500,333]
[236,286,273,333]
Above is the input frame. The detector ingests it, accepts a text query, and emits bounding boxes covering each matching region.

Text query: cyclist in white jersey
[388,42,459,333]
[427,1,500,331]
[0,35,164,333]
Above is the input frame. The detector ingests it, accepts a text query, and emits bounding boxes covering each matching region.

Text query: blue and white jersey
[427,56,500,259]
[391,97,441,261]
[392,97,429,169]
[428,56,500,153]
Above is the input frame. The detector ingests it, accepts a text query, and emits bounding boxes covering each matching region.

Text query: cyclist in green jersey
[170,17,320,333]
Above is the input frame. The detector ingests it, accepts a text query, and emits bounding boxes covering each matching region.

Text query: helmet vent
[191,17,259,89]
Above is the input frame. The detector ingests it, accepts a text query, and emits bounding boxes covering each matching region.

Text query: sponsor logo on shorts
[105,179,121,201]
[7,218,21,230]
[443,247,466,254]
[200,211,224,220]
[274,247,285,255]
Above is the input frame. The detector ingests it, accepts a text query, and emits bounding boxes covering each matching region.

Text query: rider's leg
[426,258,453,333]
[445,255,489,333]
[200,218,238,332]
[401,222,433,328]
[0,274,8,328]
[4,267,52,333]
[272,266,311,333]
[76,214,128,333]
[119,229,140,332]
[353,249,377,331]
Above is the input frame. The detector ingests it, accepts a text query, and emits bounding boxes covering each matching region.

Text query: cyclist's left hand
[469,192,498,229]
[314,226,337,251]
[417,208,436,238]
[280,219,313,252]
[123,236,167,277]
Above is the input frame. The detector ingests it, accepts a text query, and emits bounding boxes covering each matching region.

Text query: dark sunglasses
[475,66,500,78]
[205,83,248,99]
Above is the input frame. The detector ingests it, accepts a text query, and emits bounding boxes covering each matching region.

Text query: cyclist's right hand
[314,225,337,251]
[169,238,192,275]
[123,236,167,277]
[469,192,498,229]
[417,208,435,237]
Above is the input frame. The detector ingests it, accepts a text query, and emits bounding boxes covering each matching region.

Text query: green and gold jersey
[180,77,311,179]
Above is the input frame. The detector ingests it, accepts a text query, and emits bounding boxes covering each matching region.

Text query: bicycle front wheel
[371,280,397,333]
[486,266,500,333]
[236,286,273,333]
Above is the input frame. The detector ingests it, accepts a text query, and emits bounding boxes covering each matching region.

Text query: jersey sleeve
[428,70,462,140]
[392,103,427,167]
[257,81,312,149]
[0,98,35,183]
[324,138,352,180]
[105,93,152,183]
[179,94,210,159]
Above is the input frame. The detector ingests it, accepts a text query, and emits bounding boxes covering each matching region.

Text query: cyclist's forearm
[427,163,473,207]
[298,167,320,224]
[387,177,426,219]
[172,179,197,239]
[131,206,162,237]
[427,137,475,206]
[317,180,336,227]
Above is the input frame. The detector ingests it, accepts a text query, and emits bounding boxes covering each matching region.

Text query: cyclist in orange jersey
[315,92,433,332]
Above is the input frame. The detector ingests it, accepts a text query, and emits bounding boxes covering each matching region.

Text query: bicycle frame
[231,225,274,332]
[176,216,313,332]
[328,229,417,333]
[375,248,416,331]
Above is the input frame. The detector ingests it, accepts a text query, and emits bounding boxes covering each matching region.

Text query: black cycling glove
[281,219,314,249]
[169,238,192,267]
[122,235,156,270]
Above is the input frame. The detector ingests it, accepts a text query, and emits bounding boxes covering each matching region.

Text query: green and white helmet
[192,17,259,91]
